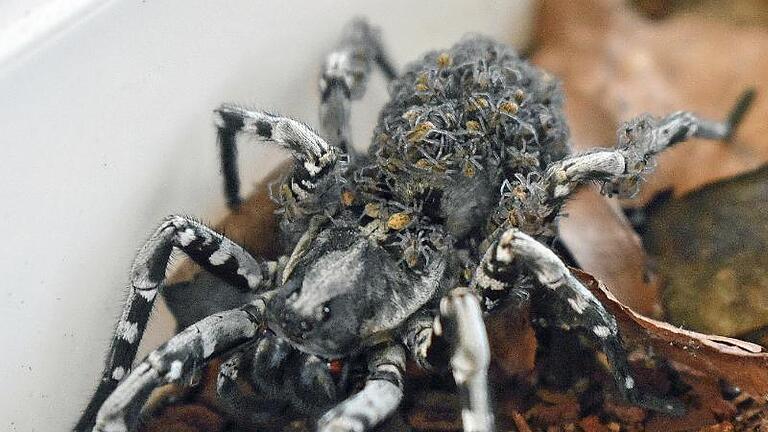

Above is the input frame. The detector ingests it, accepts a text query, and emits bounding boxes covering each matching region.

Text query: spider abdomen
[369,36,570,240]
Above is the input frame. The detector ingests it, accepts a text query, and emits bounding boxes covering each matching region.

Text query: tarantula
[75,19,754,432]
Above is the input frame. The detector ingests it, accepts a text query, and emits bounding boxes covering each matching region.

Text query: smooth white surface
[0,0,111,71]
[0,1,532,430]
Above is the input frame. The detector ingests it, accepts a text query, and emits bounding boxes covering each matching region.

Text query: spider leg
[217,333,342,424]
[214,106,341,208]
[93,302,265,432]
[540,89,756,202]
[402,311,443,371]
[317,344,406,432]
[474,228,681,415]
[402,290,495,432]
[320,18,396,154]
[214,338,305,427]
[75,215,275,431]
[215,344,292,427]
[290,352,343,416]
[440,288,495,432]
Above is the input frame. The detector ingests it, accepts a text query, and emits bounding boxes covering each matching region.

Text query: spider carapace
[76,18,754,432]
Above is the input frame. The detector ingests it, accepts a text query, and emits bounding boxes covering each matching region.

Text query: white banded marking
[592,325,612,338]
[116,320,139,344]
[165,360,183,381]
[237,267,261,289]
[177,228,196,246]
[567,296,589,314]
[475,267,506,291]
[136,288,157,302]
[304,160,322,176]
[209,243,232,266]
[625,376,635,389]
[111,366,126,381]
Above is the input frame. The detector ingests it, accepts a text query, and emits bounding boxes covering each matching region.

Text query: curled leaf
[574,268,768,404]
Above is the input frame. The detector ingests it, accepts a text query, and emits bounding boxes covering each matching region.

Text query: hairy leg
[401,311,441,371]
[473,228,680,414]
[218,333,342,421]
[215,347,290,428]
[214,107,342,208]
[215,338,296,428]
[402,289,494,432]
[541,89,756,202]
[75,216,274,431]
[93,302,265,432]
[319,18,397,153]
[440,288,495,432]
[317,344,406,432]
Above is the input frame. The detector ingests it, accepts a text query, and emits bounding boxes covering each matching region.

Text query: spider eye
[321,305,331,321]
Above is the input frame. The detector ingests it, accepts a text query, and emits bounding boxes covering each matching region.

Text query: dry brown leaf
[485,300,538,377]
[534,0,768,317]
[632,0,768,26]
[574,268,768,430]
[142,405,225,432]
[560,186,662,316]
[142,360,227,432]
[576,267,768,393]
[534,0,768,196]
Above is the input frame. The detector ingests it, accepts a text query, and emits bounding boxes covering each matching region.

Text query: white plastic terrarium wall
[0,1,532,430]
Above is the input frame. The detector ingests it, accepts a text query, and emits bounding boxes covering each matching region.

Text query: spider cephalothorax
[268,225,447,359]
[75,18,753,432]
